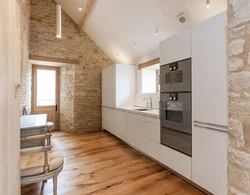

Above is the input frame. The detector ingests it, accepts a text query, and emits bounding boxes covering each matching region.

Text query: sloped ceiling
[55,0,227,64]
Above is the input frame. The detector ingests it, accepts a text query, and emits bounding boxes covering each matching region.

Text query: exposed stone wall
[60,66,74,132]
[228,0,250,194]
[30,0,113,132]
[17,0,31,115]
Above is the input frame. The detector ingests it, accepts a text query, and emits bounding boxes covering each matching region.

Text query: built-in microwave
[160,58,191,93]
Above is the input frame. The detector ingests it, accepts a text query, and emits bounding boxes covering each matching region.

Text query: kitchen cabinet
[126,112,142,149]
[102,64,135,108]
[192,125,227,195]
[115,110,127,140]
[161,145,192,180]
[102,107,116,134]
[160,28,191,65]
[192,11,228,126]
[139,116,161,161]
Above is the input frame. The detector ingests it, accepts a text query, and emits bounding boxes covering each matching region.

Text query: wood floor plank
[21,131,205,195]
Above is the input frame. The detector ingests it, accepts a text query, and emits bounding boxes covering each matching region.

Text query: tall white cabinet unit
[192,11,228,195]
[102,64,135,136]
[102,64,135,108]
[160,28,191,65]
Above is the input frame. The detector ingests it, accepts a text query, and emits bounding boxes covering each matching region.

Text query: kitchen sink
[133,108,149,111]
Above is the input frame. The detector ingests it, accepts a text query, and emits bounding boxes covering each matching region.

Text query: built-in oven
[160,58,191,93]
[161,127,192,156]
[159,92,191,134]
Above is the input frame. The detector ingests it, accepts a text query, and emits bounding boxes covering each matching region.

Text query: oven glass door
[160,92,191,134]
[160,58,191,92]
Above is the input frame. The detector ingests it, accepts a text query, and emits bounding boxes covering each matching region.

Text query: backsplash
[134,93,160,109]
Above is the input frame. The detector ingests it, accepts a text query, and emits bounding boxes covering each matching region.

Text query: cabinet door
[126,112,141,148]
[102,65,116,108]
[115,110,127,140]
[102,107,116,134]
[140,120,160,143]
[160,28,191,65]
[192,125,227,195]
[139,136,161,161]
[161,145,192,180]
[192,11,227,126]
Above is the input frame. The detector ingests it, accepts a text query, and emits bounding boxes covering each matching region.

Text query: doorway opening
[32,65,60,130]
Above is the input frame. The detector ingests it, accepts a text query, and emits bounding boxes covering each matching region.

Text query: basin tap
[143,97,152,109]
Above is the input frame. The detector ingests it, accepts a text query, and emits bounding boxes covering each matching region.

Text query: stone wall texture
[228,0,250,194]
[29,0,113,132]
[17,0,31,115]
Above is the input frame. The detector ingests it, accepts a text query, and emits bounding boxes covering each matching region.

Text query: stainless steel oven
[160,58,191,92]
[161,127,192,156]
[160,92,191,134]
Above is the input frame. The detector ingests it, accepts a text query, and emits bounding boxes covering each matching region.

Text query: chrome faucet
[143,97,152,110]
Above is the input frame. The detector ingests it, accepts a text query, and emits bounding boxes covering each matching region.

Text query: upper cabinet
[102,64,135,108]
[192,11,228,126]
[160,28,191,65]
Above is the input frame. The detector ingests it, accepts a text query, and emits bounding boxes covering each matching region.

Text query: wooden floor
[21,131,205,195]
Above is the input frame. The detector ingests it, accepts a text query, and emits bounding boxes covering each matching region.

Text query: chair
[46,122,54,145]
[20,134,64,195]
[23,106,54,145]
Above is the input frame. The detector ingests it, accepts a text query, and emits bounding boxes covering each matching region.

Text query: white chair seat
[47,122,54,128]
[20,148,63,177]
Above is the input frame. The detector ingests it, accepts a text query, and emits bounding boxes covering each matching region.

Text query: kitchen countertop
[116,107,159,118]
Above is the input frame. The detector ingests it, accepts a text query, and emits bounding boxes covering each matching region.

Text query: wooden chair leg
[48,136,51,145]
[53,176,58,195]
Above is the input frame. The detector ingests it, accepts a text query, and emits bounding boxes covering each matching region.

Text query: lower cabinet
[139,136,161,161]
[161,145,192,180]
[126,112,141,148]
[192,125,228,195]
[102,107,116,134]
[115,110,127,140]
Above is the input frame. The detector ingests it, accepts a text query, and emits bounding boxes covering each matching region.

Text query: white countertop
[116,106,159,118]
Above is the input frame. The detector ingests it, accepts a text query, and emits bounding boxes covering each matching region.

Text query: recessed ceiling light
[206,0,210,8]
[156,29,159,36]
[79,4,83,11]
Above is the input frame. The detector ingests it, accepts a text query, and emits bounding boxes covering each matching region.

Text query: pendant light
[56,4,62,38]
[206,0,210,8]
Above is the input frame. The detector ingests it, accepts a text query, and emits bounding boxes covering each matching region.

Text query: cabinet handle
[159,101,162,119]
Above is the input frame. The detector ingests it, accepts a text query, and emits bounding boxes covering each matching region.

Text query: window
[37,69,56,106]
[141,63,160,93]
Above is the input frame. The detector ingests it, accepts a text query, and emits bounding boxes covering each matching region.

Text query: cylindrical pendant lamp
[56,4,61,38]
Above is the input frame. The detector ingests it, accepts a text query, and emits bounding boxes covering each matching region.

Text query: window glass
[37,69,56,106]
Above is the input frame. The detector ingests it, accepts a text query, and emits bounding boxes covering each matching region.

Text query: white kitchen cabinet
[126,112,141,148]
[102,66,116,108]
[139,118,160,143]
[115,110,127,140]
[192,125,228,195]
[102,107,116,134]
[139,116,161,161]
[161,145,192,180]
[192,11,228,126]
[102,64,135,108]
[139,136,161,161]
[160,28,191,65]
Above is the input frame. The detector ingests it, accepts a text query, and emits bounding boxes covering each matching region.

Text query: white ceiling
[55,0,227,64]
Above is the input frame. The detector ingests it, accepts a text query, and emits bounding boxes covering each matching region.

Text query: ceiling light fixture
[56,4,61,38]
[79,4,83,11]
[156,29,159,36]
[206,0,210,8]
